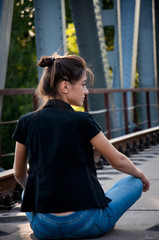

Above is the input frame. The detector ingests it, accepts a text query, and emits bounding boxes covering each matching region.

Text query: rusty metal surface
[0,89,35,96]
[110,126,159,150]
[0,169,16,195]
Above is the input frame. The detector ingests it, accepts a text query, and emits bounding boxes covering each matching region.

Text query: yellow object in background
[71,105,85,112]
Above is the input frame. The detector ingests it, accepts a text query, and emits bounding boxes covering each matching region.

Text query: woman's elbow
[14,170,27,188]
[108,153,126,170]
[14,171,22,181]
[13,168,25,181]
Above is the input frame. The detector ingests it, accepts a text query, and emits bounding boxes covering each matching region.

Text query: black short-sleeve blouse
[12,99,111,213]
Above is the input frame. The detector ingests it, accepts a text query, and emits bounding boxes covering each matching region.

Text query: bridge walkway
[0,145,159,240]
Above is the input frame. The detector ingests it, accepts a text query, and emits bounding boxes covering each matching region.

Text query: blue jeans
[24,176,143,239]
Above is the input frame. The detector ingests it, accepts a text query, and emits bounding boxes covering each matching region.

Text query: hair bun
[38,56,55,67]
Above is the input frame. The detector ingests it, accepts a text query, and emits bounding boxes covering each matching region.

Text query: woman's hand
[138,171,150,192]
[90,132,150,192]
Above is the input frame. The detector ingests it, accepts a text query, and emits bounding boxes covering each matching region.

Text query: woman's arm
[13,142,28,188]
[90,132,150,192]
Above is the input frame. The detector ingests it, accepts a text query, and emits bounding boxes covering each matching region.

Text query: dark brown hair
[35,53,94,108]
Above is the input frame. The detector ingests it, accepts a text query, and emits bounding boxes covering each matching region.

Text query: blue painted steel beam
[70,0,109,89]
[137,0,157,129]
[102,0,124,136]
[0,0,3,22]
[69,0,110,131]
[34,0,66,79]
[120,0,141,132]
[0,0,14,89]
[102,0,122,89]
[138,0,157,88]
[0,0,14,119]
[120,0,137,89]
[155,0,159,86]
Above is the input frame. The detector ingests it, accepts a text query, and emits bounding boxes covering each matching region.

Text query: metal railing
[85,88,159,139]
[0,89,35,167]
[1,87,159,168]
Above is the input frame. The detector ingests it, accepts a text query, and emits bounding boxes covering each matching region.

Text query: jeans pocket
[81,224,106,238]
[33,220,61,239]
[33,223,54,240]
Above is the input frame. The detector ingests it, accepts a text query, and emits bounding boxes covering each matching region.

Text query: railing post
[104,93,111,139]
[146,91,151,128]
[123,92,129,134]
[132,92,138,124]
[33,94,38,110]
[157,90,159,123]
[0,135,2,168]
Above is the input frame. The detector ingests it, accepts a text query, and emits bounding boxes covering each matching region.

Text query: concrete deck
[0,145,159,240]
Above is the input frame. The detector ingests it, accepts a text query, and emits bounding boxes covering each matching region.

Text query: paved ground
[0,145,159,240]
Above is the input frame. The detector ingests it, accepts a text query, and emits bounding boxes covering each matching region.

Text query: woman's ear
[60,81,69,94]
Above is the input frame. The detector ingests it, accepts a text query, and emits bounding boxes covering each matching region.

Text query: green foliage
[1,0,38,169]
[5,0,37,89]
[104,26,114,51]
[102,0,114,9]
[65,0,72,24]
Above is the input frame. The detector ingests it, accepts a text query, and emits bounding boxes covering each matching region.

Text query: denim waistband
[36,209,97,224]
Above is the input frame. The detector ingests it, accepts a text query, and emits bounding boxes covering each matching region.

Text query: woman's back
[13,99,110,213]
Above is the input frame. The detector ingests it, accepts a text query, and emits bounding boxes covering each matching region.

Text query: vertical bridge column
[0,0,14,119]
[137,0,158,128]
[120,0,140,132]
[34,0,66,79]
[69,0,110,132]
[102,0,124,137]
